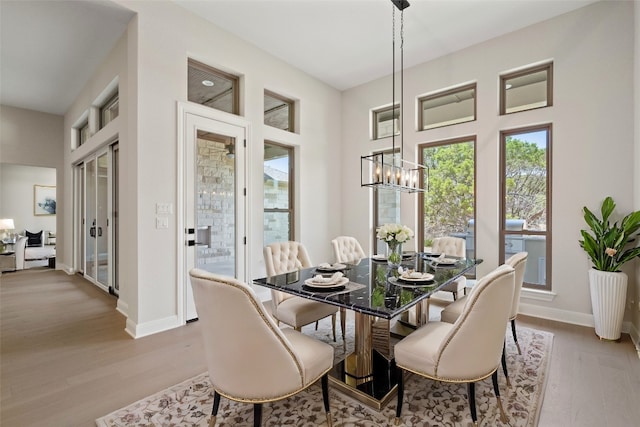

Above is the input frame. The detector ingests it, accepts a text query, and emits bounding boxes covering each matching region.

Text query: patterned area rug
[96,318,553,427]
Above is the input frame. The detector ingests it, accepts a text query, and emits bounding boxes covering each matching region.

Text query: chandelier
[361,0,426,193]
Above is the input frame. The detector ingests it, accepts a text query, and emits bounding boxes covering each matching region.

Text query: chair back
[263,241,313,307]
[431,236,466,258]
[189,269,306,400]
[331,236,366,264]
[434,264,515,380]
[505,252,528,319]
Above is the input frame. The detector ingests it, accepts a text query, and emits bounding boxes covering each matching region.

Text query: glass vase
[386,241,403,268]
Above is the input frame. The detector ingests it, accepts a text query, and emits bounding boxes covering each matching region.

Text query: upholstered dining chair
[189,269,334,427]
[331,235,367,265]
[439,252,527,387]
[394,264,515,426]
[441,252,528,353]
[430,236,467,300]
[263,241,343,343]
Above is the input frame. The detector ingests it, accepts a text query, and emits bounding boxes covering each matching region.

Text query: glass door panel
[96,152,109,287]
[85,158,97,281]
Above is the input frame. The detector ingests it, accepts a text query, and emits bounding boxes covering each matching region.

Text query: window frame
[418,83,477,131]
[500,62,553,115]
[371,104,400,140]
[263,140,295,243]
[187,58,240,115]
[100,92,119,129]
[417,136,477,276]
[78,119,90,147]
[499,124,553,290]
[264,90,295,133]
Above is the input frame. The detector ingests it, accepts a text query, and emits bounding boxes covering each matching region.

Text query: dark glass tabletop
[253,254,482,320]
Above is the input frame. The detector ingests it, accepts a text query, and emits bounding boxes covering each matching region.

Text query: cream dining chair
[394,264,515,426]
[430,236,467,300]
[331,235,367,265]
[439,252,529,386]
[263,241,343,343]
[189,269,334,427]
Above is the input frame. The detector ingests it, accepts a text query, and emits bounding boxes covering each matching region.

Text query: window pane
[420,85,475,130]
[421,140,475,263]
[374,150,400,254]
[373,105,399,139]
[264,91,294,132]
[188,59,238,115]
[502,126,551,289]
[501,63,552,114]
[79,121,89,146]
[100,93,119,129]
[264,142,293,243]
[264,212,290,246]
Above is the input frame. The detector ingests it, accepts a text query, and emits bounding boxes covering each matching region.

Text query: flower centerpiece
[579,196,640,340]
[376,223,414,267]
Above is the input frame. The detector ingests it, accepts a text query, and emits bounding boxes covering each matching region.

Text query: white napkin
[311,272,344,284]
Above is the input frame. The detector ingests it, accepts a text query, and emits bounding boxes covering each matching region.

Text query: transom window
[500,125,552,289]
[188,59,239,115]
[78,120,90,147]
[418,84,476,130]
[100,92,119,129]
[264,91,295,132]
[500,62,553,115]
[371,105,399,140]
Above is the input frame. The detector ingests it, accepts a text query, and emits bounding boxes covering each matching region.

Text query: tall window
[500,125,552,289]
[264,90,295,132]
[371,105,399,140]
[188,59,239,115]
[264,141,294,244]
[372,149,400,254]
[419,138,476,274]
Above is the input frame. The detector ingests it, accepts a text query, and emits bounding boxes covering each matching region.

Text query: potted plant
[579,196,640,340]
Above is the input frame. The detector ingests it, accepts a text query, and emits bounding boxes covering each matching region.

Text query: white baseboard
[116,299,129,318]
[125,315,181,339]
[629,321,640,359]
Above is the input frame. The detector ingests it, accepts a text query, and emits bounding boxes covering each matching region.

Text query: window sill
[521,287,556,302]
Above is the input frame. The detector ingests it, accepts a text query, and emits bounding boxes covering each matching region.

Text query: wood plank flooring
[1,268,639,426]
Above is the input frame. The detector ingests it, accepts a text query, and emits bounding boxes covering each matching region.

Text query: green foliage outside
[423,137,547,245]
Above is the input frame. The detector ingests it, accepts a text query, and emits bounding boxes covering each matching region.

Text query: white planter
[588,269,627,340]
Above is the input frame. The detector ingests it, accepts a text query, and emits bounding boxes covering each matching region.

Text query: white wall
[342,1,636,326]
[63,1,342,336]
[0,164,56,234]
[632,0,639,348]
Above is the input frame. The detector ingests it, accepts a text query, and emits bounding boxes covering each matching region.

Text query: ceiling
[0,0,599,116]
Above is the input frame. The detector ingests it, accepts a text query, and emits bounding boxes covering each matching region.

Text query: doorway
[180,109,247,322]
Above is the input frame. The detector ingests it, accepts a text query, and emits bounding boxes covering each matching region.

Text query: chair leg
[492,371,509,424]
[315,321,319,330]
[501,340,511,387]
[321,374,333,427]
[209,390,220,427]
[452,290,458,301]
[253,403,262,427]
[331,314,337,342]
[467,382,478,426]
[340,308,347,350]
[511,319,522,355]
[394,367,404,425]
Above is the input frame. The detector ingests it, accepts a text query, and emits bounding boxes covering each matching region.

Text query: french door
[76,146,116,293]
[183,112,247,321]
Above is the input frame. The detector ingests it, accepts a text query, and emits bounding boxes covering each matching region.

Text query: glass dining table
[253,253,482,409]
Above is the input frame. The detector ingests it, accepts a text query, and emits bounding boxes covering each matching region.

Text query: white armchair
[189,269,334,427]
[431,236,467,300]
[331,236,366,264]
[394,264,515,426]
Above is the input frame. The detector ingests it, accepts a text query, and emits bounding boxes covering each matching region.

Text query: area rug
[96,318,553,427]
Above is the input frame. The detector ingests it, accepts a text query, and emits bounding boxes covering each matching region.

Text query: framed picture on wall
[34,185,56,215]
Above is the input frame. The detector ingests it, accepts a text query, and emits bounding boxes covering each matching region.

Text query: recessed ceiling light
[202,80,214,87]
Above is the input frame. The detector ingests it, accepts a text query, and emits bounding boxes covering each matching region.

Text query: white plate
[399,272,435,282]
[315,263,346,272]
[304,277,349,288]
[422,252,441,258]
[371,255,386,261]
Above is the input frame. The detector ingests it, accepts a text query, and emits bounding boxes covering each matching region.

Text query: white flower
[376,223,414,244]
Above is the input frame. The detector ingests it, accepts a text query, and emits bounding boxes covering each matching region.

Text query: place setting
[389,267,435,287]
[426,253,462,268]
[303,271,349,291]
[314,262,347,272]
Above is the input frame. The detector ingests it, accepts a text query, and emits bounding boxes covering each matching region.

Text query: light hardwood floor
[1,268,639,426]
